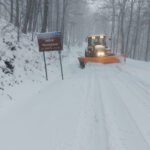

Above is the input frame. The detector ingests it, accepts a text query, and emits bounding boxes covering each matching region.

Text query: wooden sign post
[37,32,64,80]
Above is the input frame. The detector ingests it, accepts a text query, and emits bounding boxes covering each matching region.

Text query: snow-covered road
[0,60,150,150]
[75,63,150,150]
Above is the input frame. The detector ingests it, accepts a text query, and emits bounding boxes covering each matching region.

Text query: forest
[0,0,150,61]
[1,1,150,150]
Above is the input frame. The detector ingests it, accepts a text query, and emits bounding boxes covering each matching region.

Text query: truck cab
[85,35,112,57]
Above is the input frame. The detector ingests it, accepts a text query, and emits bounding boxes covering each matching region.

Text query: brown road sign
[37,32,62,52]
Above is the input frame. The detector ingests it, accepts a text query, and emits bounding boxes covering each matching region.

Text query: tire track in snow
[99,76,150,150]
[108,66,150,147]
[95,74,126,150]
[94,74,124,150]
[75,64,150,150]
[75,67,109,150]
[116,65,150,94]
[125,60,150,72]
[89,65,150,150]
[113,65,150,113]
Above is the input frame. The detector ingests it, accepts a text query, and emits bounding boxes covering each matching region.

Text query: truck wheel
[79,59,85,69]
[85,51,89,57]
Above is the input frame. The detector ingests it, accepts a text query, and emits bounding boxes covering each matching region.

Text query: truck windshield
[91,38,104,46]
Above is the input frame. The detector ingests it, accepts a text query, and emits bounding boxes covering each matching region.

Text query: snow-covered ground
[1,19,150,150]
[1,51,150,150]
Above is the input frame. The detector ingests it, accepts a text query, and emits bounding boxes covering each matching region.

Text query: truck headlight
[100,35,104,39]
[97,51,105,57]
[92,36,95,40]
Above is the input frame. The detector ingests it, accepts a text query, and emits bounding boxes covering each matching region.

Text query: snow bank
[0,19,44,89]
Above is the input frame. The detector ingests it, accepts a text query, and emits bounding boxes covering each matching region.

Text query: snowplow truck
[78,35,126,68]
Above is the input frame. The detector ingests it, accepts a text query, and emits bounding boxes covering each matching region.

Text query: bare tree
[32,0,41,40]
[22,0,33,33]
[41,0,49,33]
[119,0,127,54]
[132,0,143,59]
[10,0,14,23]
[125,0,135,56]
[145,1,150,61]
[15,0,20,42]
[110,0,116,52]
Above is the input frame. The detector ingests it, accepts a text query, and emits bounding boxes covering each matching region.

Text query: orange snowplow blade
[78,54,126,65]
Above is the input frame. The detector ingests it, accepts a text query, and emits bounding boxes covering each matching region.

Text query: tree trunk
[15,0,19,27]
[56,0,60,31]
[32,0,41,40]
[120,0,127,54]
[145,16,150,61]
[10,0,13,23]
[125,0,135,56]
[41,0,49,33]
[28,0,35,32]
[132,1,142,59]
[115,11,121,54]
[110,0,115,53]
[48,0,53,32]
[22,0,33,34]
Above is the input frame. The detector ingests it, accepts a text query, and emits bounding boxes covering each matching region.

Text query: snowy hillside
[0,19,85,109]
[0,19,44,88]
[0,19,73,101]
